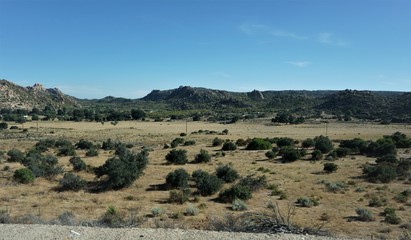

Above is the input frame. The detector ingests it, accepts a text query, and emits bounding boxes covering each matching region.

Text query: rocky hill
[0,79,79,110]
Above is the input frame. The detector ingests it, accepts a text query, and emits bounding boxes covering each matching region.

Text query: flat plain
[0,119,410,239]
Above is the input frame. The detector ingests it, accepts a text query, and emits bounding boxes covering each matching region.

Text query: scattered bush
[239,175,267,192]
[151,207,163,217]
[335,147,350,158]
[383,208,401,224]
[221,141,237,151]
[366,138,397,157]
[86,148,99,157]
[235,138,249,147]
[356,208,375,221]
[212,137,224,147]
[13,168,35,183]
[0,122,8,130]
[75,139,94,150]
[194,149,211,163]
[166,168,190,189]
[314,135,333,153]
[265,150,277,159]
[165,149,188,165]
[95,149,148,190]
[184,140,196,146]
[59,173,86,191]
[58,145,76,156]
[394,189,411,203]
[232,199,248,211]
[339,138,368,154]
[102,138,115,150]
[281,147,301,162]
[323,163,338,173]
[311,150,323,161]
[7,149,24,162]
[69,157,86,171]
[185,205,199,216]
[385,132,411,148]
[368,196,387,207]
[376,154,398,164]
[169,188,191,204]
[246,138,272,150]
[170,138,185,148]
[276,137,294,148]
[296,197,319,207]
[324,181,347,193]
[363,163,397,183]
[21,152,63,179]
[302,138,314,148]
[34,139,56,152]
[218,184,252,203]
[216,164,239,183]
[195,172,223,196]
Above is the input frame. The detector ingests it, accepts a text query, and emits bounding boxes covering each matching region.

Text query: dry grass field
[1,119,410,239]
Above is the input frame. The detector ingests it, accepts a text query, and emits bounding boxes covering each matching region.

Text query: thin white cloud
[239,23,306,40]
[285,61,311,67]
[318,32,348,46]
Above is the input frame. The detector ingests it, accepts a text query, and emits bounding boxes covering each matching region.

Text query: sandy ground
[0,224,360,240]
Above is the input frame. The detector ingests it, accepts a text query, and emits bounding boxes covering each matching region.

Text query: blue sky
[0,0,410,99]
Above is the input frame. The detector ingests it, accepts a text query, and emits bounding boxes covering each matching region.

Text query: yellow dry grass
[0,119,410,239]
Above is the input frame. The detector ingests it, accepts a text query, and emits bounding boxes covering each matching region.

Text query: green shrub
[21,152,63,179]
[212,137,224,147]
[7,149,24,162]
[192,169,209,182]
[218,184,252,203]
[55,139,73,148]
[323,163,338,173]
[376,154,398,164]
[195,172,223,196]
[314,135,333,153]
[165,149,188,165]
[296,197,319,207]
[169,188,191,204]
[221,141,237,151]
[69,157,86,171]
[281,147,301,162]
[394,189,411,203]
[335,147,350,157]
[339,138,368,154]
[265,150,277,159]
[231,199,248,211]
[183,140,196,146]
[368,196,387,207]
[235,138,249,147]
[151,207,163,217]
[58,145,76,156]
[0,122,8,130]
[383,208,401,224]
[59,173,86,191]
[216,164,239,183]
[95,150,148,190]
[166,168,190,189]
[366,138,397,157]
[311,150,323,160]
[356,208,374,221]
[185,205,199,216]
[385,132,411,148]
[246,138,272,150]
[34,139,56,152]
[86,148,99,157]
[170,138,185,148]
[102,138,115,150]
[363,163,397,183]
[302,138,314,148]
[276,137,294,148]
[239,175,267,192]
[75,139,94,150]
[194,149,211,163]
[13,168,35,183]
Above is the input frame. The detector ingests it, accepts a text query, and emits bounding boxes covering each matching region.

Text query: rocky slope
[0,79,79,110]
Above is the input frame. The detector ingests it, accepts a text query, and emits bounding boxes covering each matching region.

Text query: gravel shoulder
[0,224,360,240]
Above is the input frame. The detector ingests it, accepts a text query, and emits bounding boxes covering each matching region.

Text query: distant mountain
[0,79,80,110]
[1,79,409,122]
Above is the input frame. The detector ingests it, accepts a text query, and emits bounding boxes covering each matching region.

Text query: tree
[281,147,301,162]
[194,149,211,163]
[95,150,148,190]
[0,122,8,130]
[131,109,146,120]
[246,138,272,150]
[216,164,239,183]
[165,168,190,189]
[165,149,188,165]
[314,135,333,153]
